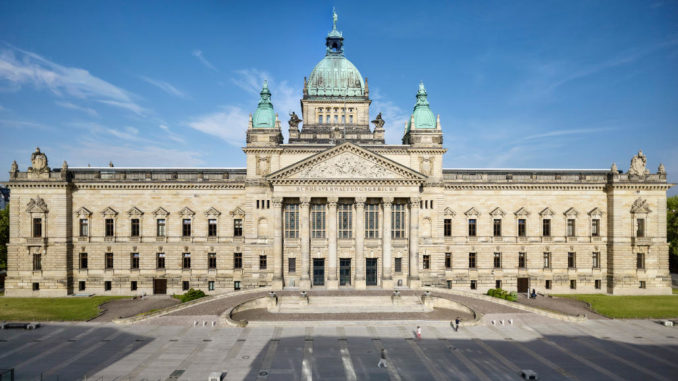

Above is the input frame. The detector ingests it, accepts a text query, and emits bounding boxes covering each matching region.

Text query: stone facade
[4,17,673,297]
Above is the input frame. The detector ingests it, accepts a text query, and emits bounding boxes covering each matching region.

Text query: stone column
[327,197,338,289]
[299,197,311,289]
[272,197,283,290]
[382,197,394,289]
[408,197,421,288]
[355,197,366,289]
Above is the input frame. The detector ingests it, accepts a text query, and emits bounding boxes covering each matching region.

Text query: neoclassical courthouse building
[5,15,673,296]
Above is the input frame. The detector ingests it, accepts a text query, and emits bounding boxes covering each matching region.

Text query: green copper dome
[252,81,276,128]
[406,82,436,131]
[306,9,365,98]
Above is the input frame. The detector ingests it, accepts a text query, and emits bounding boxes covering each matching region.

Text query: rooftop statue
[628,150,650,176]
[371,112,385,130]
[288,111,302,129]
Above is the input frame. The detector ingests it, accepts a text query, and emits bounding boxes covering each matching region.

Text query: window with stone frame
[570,279,576,289]
[543,252,551,269]
[391,204,405,239]
[444,218,452,237]
[423,255,430,270]
[259,255,267,270]
[157,253,165,269]
[592,252,600,269]
[288,257,296,273]
[310,204,326,239]
[32,218,42,238]
[130,253,140,269]
[208,281,215,291]
[365,203,379,239]
[182,281,189,291]
[470,280,477,290]
[394,257,402,273]
[284,204,299,238]
[445,252,451,268]
[79,281,86,291]
[493,252,502,268]
[636,218,645,237]
[567,219,576,237]
[33,253,42,271]
[496,280,502,289]
[338,203,353,239]
[105,281,112,291]
[545,280,552,289]
[468,219,477,237]
[636,253,645,269]
[469,252,477,268]
[79,218,89,237]
[183,253,191,269]
[595,279,601,289]
[493,219,502,237]
[518,219,526,237]
[105,252,113,269]
[80,252,88,269]
[130,281,137,291]
[156,219,166,237]
[542,219,551,237]
[208,219,218,237]
[518,252,526,268]
[234,218,243,237]
[130,218,140,237]
[182,219,192,237]
[592,219,600,237]
[208,252,217,269]
[568,252,576,269]
[234,252,242,269]
[105,218,114,237]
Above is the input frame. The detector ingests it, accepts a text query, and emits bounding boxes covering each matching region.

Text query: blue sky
[1,1,677,194]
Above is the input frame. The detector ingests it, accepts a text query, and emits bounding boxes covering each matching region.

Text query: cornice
[8,181,70,189]
[605,183,673,191]
[73,183,245,190]
[270,179,423,186]
[444,183,607,191]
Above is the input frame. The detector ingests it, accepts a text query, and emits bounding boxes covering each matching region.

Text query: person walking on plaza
[454,317,461,332]
[416,326,422,339]
[377,348,388,368]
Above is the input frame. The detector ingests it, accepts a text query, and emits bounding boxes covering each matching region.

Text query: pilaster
[327,197,338,289]
[354,197,366,289]
[382,197,393,289]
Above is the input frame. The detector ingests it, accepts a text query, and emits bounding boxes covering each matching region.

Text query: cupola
[252,81,276,128]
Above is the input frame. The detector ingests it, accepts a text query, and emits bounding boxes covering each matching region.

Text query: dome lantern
[252,80,276,129]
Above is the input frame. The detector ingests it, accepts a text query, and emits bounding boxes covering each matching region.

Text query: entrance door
[313,258,325,286]
[517,277,529,293]
[339,258,351,286]
[153,279,167,295]
[366,258,378,286]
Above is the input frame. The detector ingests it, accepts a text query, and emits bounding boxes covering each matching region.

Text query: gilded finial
[332,7,338,30]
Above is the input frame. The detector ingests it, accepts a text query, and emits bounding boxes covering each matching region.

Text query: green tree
[0,203,8,270]
[669,196,678,273]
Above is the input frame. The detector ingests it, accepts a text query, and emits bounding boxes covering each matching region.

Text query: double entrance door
[311,258,378,287]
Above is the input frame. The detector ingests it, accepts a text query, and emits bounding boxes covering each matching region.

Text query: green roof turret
[252,80,276,128]
[406,82,436,131]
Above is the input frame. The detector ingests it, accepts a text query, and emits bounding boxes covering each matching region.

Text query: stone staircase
[274,295,431,314]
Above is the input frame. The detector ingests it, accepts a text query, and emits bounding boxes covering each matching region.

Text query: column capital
[272,197,283,208]
[355,196,366,207]
[382,197,394,207]
[300,196,311,207]
[410,197,421,209]
[327,196,339,207]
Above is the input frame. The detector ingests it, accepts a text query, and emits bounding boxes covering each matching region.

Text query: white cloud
[520,127,615,141]
[140,76,185,98]
[54,101,99,117]
[192,49,217,71]
[158,124,185,143]
[0,46,145,115]
[187,106,249,146]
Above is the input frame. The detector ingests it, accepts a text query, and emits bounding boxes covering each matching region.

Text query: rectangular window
[349,115,354,124]
[568,252,576,269]
[79,281,86,291]
[234,252,242,269]
[284,204,299,238]
[182,219,191,237]
[639,281,646,289]
[157,253,165,269]
[130,218,140,237]
[595,279,601,289]
[156,219,166,237]
[395,257,402,273]
[259,255,267,270]
[256,200,260,209]
[365,203,379,239]
[445,253,451,268]
[637,253,645,269]
[592,252,600,269]
[469,252,476,269]
[518,252,526,268]
[33,218,42,238]
[183,253,191,269]
[208,252,217,269]
[543,252,551,269]
[493,219,502,237]
[493,252,502,268]
[105,218,114,237]
[208,219,217,237]
[543,219,551,237]
[234,280,241,290]
[391,204,405,239]
[267,200,270,209]
[444,219,452,237]
[105,252,113,269]
[545,280,552,289]
[288,257,296,273]
[496,280,502,289]
[310,204,326,239]
[234,218,243,237]
[79,218,89,237]
[130,253,140,269]
[636,218,645,238]
[105,281,112,291]
[33,254,42,271]
[423,255,430,270]
[182,281,189,291]
[570,280,576,289]
[518,219,526,237]
[318,115,323,124]
[80,252,88,269]
[334,115,338,123]
[33,282,40,291]
[208,280,215,291]
[567,219,576,237]
[338,203,353,239]
[592,219,600,237]
[468,219,477,237]
[131,281,137,291]
[470,280,477,290]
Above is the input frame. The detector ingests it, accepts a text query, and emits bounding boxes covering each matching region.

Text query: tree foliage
[0,203,8,270]
[668,196,678,272]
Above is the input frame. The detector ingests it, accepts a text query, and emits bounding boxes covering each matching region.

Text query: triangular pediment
[179,207,195,217]
[631,198,651,214]
[230,206,246,217]
[74,206,92,217]
[563,207,579,217]
[588,207,604,217]
[444,207,455,216]
[153,207,170,217]
[465,207,480,217]
[205,207,221,217]
[267,143,426,182]
[127,207,144,216]
[514,207,530,216]
[101,206,118,216]
[489,207,506,217]
[540,207,555,216]
[26,197,48,213]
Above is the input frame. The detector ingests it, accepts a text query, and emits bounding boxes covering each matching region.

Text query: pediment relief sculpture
[205,207,221,216]
[26,197,48,213]
[230,206,246,217]
[74,207,92,217]
[127,207,144,216]
[102,206,118,216]
[514,207,530,216]
[444,207,455,216]
[489,207,506,217]
[179,207,195,217]
[539,207,555,216]
[628,150,650,176]
[630,198,651,214]
[563,207,578,217]
[153,207,170,217]
[464,207,480,217]
[588,207,604,217]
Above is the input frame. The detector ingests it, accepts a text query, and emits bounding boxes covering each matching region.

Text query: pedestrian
[416,326,422,339]
[454,317,461,332]
[377,348,387,368]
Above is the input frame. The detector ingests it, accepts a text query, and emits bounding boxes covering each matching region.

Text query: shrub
[177,288,206,303]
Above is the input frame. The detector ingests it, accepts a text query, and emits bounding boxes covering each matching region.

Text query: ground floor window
[394,257,402,273]
[447,280,452,289]
[422,255,430,270]
[105,281,112,291]
[595,279,601,289]
[545,280,552,289]
[288,258,296,273]
[131,281,137,291]
[79,281,86,291]
[182,281,189,291]
[570,280,576,289]
[32,282,39,291]
[33,254,42,271]
[495,280,502,289]
[639,281,646,289]
[470,280,477,290]
[234,281,241,290]
[208,280,215,291]
[259,255,267,270]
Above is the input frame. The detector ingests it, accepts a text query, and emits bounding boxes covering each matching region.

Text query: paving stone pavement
[1,318,677,380]
[92,295,181,322]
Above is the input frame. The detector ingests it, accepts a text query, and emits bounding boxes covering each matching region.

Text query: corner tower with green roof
[246,81,283,147]
[402,82,443,147]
